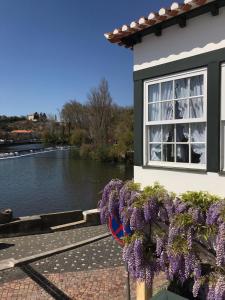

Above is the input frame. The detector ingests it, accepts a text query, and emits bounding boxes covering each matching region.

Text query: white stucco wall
[133,8,225,195]
[134,166,225,197]
[133,7,225,71]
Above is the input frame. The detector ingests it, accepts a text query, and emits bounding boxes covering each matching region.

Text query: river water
[0,146,133,217]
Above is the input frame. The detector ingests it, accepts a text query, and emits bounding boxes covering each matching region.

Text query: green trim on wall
[207,62,221,172]
[134,80,143,166]
[133,48,225,172]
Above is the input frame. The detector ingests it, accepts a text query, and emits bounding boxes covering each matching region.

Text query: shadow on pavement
[20,264,72,300]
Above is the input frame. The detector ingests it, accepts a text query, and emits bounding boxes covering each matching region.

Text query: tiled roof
[104,0,217,49]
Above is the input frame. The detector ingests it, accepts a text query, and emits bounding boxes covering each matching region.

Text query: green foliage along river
[0,147,133,217]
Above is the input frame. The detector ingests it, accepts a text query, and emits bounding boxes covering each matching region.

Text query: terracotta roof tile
[104,0,215,48]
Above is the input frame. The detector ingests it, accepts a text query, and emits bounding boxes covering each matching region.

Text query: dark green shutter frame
[207,61,221,172]
[134,80,143,166]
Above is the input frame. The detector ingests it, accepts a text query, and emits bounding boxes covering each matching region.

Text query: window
[144,69,207,168]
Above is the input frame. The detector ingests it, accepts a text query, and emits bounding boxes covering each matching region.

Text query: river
[0,146,133,217]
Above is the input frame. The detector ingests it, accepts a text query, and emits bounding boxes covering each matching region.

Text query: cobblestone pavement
[0,225,108,260]
[0,267,167,300]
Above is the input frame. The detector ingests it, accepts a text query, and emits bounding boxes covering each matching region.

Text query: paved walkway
[0,225,168,299]
[0,225,108,261]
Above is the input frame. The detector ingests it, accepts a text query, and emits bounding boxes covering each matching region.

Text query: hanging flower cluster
[98,179,225,300]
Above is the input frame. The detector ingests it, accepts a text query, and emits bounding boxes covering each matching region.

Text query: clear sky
[0,0,172,116]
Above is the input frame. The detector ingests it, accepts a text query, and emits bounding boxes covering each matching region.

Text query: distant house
[11,130,33,134]
[105,0,225,196]
[27,114,36,121]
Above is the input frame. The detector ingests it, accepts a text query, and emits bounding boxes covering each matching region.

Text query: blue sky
[0,0,172,116]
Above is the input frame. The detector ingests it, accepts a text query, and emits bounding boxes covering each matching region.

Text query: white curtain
[175,78,189,99]
[190,98,204,118]
[148,84,159,102]
[149,103,160,121]
[161,81,173,100]
[191,123,206,142]
[190,75,203,96]
[150,144,161,161]
[150,126,161,142]
[162,101,173,120]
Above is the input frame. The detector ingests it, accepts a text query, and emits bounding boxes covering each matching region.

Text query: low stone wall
[83,209,100,226]
[41,210,83,227]
[0,210,83,238]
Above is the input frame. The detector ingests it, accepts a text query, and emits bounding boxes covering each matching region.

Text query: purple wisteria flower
[99,179,225,300]
[216,222,225,267]
[130,207,145,231]
[143,197,158,222]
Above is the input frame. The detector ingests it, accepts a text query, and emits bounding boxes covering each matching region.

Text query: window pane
[190,97,204,118]
[190,75,203,96]
[163,125,174,142]
[148,103,160,121]
[191,123,206,142]
[162,101,173,120]
[175,100,189,119]
[163,144,175,162]
[150,144,161,161]
[175,78,189,99]
[176,144,189,163]
[176,124,189,142]
[148,84,159,103]
[191,144,206,164]
[161,81,173,100]
[150,126,161,142]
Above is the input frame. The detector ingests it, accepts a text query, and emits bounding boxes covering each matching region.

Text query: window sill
[142,164,207,174]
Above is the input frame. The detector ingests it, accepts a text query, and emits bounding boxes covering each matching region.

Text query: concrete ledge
[83,209,100,226]
[51,210,101,232]
[0,210,83,238]
[40,210,83,227]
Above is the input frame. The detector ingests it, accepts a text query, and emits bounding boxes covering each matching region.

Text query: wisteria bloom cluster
[98,179,225,300]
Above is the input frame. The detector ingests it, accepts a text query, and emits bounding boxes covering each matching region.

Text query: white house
[27,114,36,121]
[105,0,225,196]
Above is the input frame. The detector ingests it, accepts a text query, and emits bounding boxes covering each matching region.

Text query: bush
[70,129,89,147]
[90,145,111,162]
[79,144,93,159]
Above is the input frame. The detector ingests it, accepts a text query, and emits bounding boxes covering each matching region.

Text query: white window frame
[143,68,207,169]
[221,63,225,171]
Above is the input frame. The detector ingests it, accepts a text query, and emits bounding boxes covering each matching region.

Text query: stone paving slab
[0,225,108,261]
[0,267,168,300]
